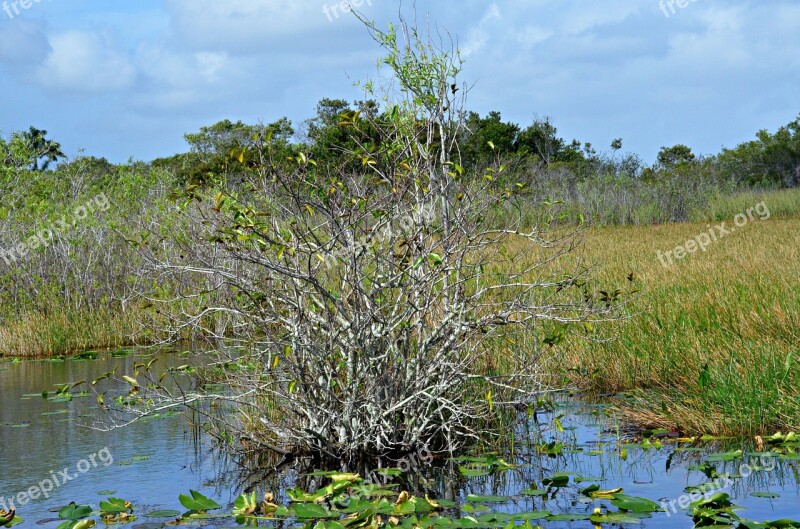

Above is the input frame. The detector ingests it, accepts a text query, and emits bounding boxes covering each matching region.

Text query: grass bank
[0,308,143,358]
[561,192,800,435]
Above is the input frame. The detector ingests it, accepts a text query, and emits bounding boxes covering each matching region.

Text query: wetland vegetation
[1,12,798,529]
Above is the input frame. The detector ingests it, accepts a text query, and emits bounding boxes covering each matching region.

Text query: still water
[0,348,239,526]
[0,349,798,527]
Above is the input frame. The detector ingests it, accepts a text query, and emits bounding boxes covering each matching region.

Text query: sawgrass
[558,191,800,435]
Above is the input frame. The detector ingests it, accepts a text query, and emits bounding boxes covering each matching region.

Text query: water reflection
[1,353,798,528]
[0,349,236,525]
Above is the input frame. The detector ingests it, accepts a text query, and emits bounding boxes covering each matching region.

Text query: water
[461,401,800,527]
[1,350,798,527]
[0,349,239,525]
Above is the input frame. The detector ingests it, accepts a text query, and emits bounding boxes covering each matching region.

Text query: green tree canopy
[656,144,696,169]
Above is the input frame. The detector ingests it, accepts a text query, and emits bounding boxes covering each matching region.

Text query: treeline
[0,101,799,355]
[148,100,800,224]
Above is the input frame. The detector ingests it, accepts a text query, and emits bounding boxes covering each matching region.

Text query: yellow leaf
[330,473,360,482]
[590,487,623,499]
[424,495,441,509]
[395,491,411,505]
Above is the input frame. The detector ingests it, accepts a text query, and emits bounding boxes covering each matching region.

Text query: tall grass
[0,308,143,357]
[557,212,800,435]
[692,187,800,222]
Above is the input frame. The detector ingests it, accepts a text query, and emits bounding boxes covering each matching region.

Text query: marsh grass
[693,187,800,222]
[0,308,142,357]
[555,211,800,435]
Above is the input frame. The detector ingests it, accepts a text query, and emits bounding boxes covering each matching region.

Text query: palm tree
[22,126,65,171]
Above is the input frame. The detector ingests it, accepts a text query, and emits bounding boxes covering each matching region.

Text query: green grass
[559,207,800,435]
[691,187,800,222]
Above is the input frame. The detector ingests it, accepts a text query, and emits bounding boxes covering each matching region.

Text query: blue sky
[0,0,798,163]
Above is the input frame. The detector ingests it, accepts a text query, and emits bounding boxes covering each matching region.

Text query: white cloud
[555,2,642,36]
[137,44,230,88]
[36,30,136,92]
[1,0,799,163]
[516,25,554,49]
[163,0,336,54]
[460,3,501,57]
[132,43,244,110]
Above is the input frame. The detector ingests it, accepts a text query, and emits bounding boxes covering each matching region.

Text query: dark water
[0,350,798,527]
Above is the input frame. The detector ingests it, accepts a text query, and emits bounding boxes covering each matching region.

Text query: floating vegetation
[453,453,515,477]
[99,498,135,524]
[56,502,93,529]
[9,468,794,529]
[109,348,135,358]
[3,350,798,529]
[0,509,22,528]
[41,382,90,402]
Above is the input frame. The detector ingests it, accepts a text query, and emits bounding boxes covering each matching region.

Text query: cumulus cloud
[1,0,799,163]
[36,30,136,92]
[460,3,501,57]
[163,0,343,55]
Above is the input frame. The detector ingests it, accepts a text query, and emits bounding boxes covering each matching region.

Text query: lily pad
[178,490,220,512]
[609,494,662,513]
[546,513,591,521]
[293,503,338,519]
[541,473,570,487]
[750,492,780,498]
[705,449,743,462]
[458,467,491,477]
[145,510,181,518]
[465,495,509,503]
[590,512,644,524]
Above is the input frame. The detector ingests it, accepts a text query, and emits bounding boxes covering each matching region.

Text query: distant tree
[10,127,66,171]
[755,116,800,187]
[516,118,584,165]
[185,117,294,159]
[305,98,383,170]
[656,144,696,169]
[306,98,352,135]
[460,111,519,167]
[719,116,800,188]
[181,118,294,186]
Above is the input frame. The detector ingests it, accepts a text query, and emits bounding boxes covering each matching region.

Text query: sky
[0,0,799,164]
